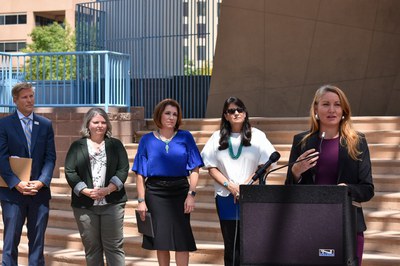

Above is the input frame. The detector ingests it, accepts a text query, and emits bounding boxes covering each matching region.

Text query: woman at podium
[286,85,374,265]
[201,96,276,266]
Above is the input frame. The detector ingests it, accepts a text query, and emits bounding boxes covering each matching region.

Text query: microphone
[319,132,326,153]
[248,151,281,185]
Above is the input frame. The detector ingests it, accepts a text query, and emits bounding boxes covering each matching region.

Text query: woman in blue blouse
[132,98,204,266]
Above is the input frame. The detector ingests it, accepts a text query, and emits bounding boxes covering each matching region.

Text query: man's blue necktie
[22,117,32,157]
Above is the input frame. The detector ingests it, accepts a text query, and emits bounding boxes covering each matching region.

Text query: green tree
[23,22,76,80]
[184,58,212,76]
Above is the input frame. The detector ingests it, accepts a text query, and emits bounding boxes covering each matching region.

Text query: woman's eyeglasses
[226,107,244,114]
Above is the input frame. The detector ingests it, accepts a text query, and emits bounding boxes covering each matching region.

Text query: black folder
[135,210,155,237]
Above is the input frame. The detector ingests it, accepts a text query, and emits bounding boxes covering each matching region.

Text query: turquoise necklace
[228,137,243,160]
[156,130,177,153]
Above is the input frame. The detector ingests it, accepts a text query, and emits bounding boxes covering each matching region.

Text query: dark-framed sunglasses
[226,107,244,114]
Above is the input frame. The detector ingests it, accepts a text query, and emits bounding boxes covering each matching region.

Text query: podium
[240,185,357,266]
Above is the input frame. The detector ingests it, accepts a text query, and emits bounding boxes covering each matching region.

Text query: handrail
[0,51,131,112]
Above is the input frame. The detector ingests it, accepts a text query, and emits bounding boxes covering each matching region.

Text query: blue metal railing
[0,51,131,112]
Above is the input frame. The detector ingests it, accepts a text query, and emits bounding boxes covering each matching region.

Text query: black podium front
[240,185,357,266]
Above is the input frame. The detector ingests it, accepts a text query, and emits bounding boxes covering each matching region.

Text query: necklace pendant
[165,144,169,153]
[228,137,243,160]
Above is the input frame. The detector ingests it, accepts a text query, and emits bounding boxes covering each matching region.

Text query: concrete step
[370,159,400,175]
[364,209,400,231]
[371,174,400,192]
[273,143,400,160]
[54,168,400,194]
[57,167,217,189]
[364,230,400,254]
[2,216,400,265]
[50,177,139,199]
[45,206,223,242]
[0,240,224,266]
[272,158,400,175]
[3,116,400,266]
[2,243,400,266]
[362,252,400,266]
[126,140,400,161]
[52,173,400,212]
[134,129,400,147]
[49,186,400,215]
[33,194,400,235]
[2,197,400,265]
[363,192,400,210]
[143,117,400,132]
[0,227,224,265]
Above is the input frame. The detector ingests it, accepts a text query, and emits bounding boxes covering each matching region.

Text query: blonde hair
[12,82,34,99]
[302,84,361,160]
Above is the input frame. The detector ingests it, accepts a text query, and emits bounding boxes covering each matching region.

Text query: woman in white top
[201,97,276,266]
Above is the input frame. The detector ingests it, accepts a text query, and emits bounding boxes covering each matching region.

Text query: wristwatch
[138,197,145,203]
[188,190,196,197]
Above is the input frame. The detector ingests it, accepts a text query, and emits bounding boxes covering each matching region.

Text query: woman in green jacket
[65,107,129,266]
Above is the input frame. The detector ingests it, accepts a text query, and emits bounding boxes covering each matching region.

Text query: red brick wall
[0,107,145,178]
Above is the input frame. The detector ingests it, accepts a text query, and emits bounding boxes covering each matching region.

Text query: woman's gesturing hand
[291,148,319,178]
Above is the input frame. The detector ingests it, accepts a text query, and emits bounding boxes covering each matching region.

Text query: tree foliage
[23,22,76,80]
[184,58,212,76]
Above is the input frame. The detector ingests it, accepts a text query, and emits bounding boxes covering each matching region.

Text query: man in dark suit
[0,82,56,266]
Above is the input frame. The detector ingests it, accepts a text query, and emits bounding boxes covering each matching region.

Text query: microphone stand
[259,172,266,185]
[247,151,281,186]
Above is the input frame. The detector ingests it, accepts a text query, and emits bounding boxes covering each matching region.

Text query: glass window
[5,42,17,52]
[0,42,25,52]
[5,15,17,25]
[35,15,60,26]
[197,23,207,38]
[197,45,206,60]
[183,24,188,36]
[18,14,27,24]
[0,16,4,25]
[197,1,207,16]
[17,42,26,51]
[183,2,188,17]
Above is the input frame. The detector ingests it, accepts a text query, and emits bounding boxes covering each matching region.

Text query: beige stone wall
[0,107,145,178]
[207,0,400,117]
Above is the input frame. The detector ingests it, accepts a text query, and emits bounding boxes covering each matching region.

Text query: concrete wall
[207,0,400,117]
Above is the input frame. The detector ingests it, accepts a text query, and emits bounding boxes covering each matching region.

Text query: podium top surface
[240,185,351,204]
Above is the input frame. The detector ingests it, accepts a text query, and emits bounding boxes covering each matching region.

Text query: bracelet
[223,181,229,187]
[138,198,145,203]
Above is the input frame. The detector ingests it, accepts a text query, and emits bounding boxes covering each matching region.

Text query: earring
[315,114,319,120]
[341,116,345,120]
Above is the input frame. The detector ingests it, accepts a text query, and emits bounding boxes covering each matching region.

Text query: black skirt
[142,177,197,251]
